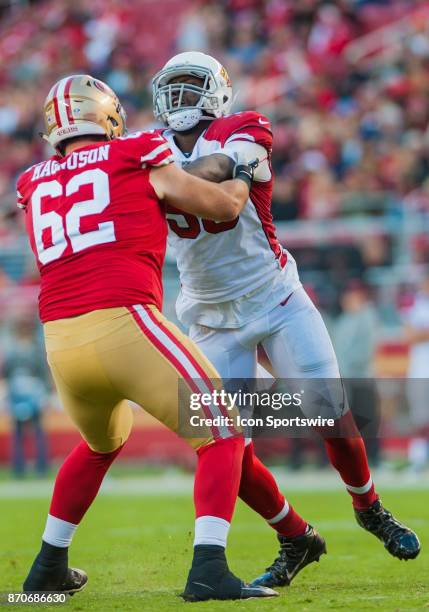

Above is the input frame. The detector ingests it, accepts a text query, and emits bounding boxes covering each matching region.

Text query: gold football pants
[44,304,233,453]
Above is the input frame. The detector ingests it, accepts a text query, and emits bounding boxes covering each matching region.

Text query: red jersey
[16,131,174,322]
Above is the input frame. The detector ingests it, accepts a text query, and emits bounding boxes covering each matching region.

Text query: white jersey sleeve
[221,140,272,182]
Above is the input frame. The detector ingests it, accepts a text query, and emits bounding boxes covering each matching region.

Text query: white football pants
[189,286,347,420]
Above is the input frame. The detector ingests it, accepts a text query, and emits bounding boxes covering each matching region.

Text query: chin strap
[39,132,50,144]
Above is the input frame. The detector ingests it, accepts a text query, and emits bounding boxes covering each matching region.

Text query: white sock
[194,516,230,548]
[42,514,78,548]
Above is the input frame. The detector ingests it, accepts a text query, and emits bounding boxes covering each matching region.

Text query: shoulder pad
[205,112,272,148]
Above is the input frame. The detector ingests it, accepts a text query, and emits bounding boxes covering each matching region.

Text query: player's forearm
[150,163,250,221]
[208,178,250,220]
[173,177,249,221]
[183,154,235,183]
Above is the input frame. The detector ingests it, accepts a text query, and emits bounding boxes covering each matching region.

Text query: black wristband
[234,164,253,189]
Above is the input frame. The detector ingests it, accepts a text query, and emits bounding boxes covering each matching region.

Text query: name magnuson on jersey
[161,112,290,306]
[16,132,174,323]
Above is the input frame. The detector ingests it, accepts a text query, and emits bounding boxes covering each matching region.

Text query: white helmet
[152,51,233,131]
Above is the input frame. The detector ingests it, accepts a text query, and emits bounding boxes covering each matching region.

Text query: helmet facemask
[153,63,231,131]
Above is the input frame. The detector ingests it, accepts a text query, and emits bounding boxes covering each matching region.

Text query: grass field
[1,485,427,611]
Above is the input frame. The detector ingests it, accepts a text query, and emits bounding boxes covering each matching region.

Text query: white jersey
[158,112,301,328]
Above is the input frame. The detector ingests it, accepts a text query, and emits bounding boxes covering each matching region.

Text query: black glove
[233,158,259,189]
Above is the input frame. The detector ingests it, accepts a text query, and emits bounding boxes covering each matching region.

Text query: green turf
[1,488,427,611]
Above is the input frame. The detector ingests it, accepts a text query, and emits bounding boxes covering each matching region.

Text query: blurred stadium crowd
[2,1,429,307]
[1,0,429,470]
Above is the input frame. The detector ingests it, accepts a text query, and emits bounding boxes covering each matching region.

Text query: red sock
[50,440,123,524]
[194,436,244,521]
[320,412,379,510]
[239,442,307,538]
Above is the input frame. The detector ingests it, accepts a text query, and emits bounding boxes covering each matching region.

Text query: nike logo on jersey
[258,118,270,125]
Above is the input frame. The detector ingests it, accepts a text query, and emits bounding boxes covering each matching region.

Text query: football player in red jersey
[151,51,420,587]
[17,75,278,601]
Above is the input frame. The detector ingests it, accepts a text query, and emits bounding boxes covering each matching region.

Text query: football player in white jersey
[152,52,420,586]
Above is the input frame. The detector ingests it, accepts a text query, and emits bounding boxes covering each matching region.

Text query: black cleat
[24,565,87,595]
[181,544,278,601]
[251,526,327,588]
[355,499,421,560]
[23,541,87,595]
